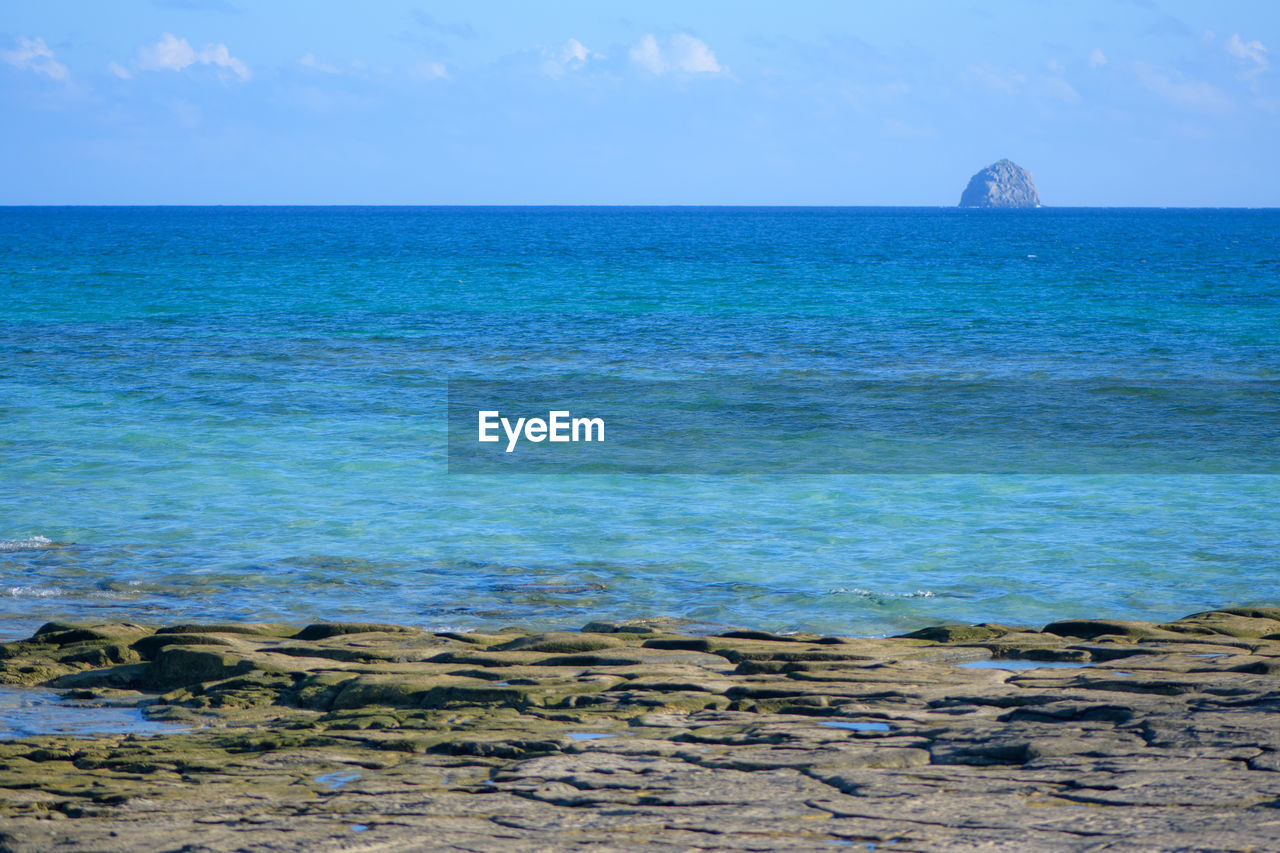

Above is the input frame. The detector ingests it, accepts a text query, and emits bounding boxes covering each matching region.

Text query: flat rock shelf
[2,609,1279,851]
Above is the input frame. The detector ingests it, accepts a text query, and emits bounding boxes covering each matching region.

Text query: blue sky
[2,1,1277,205]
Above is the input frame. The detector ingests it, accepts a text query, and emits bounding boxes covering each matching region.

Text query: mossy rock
[331,675,448,709]
[896,624,1017,643]
[1010,647,1091,662]
[581,621,659,635]
[1159,611,1280,638]
[143,647,281,689]
[419,683,539,711]
[1231,659,1280,675]
[324,713,403,730]
[293,623,421,641]
[28,623,150,647]
[433,631,516,645]
[535,653,651,667]
[155,623,297,637]
[200,672,293,699]
[429,738,561,759]
[641,636,716,652]
[717,630,827,643]
[33,621,83,637]
[428,650,563,668]
[131,633,238,659]
[491,632,623,654]
[1041,620,1170,641]
[57,642,140,667]
[49,663,148,689]
[290,672,358,710]
[715,646,874,664]
[1218,607,1280,622]
[268,644,407,663]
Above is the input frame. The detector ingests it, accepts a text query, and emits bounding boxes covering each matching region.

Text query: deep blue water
[1,207,1277,638]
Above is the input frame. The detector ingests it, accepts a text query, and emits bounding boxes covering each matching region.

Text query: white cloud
[1226,33,1269,78]
[631,34,665,74]
[563,38,590,65]
[299,53,339,74]
[1089,48,1107,69]
[199,43,250,82]
[1036,76,1080,102]
[971,62,1077,103]
[107,61,132,79]
[630,33,722,75]
[1133,62,1233,115]
[137,33,250,82]
[408,60,448,80]
[541,38,601,78]
[1,36,70,81]
[968,63,1026,94]
[139,33,196,72]
[668,33,720,73]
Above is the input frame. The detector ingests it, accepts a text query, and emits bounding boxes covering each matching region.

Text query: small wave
[4,585,138,602]
[493,582,608,594]
[826,587,936,600]
[0,536,64,552]
[5,585,68,599]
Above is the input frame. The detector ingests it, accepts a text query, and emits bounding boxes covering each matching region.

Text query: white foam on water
[5,585,67,598]
[0,536,57,552]
[826,588,936,599]
[3,586,134,602]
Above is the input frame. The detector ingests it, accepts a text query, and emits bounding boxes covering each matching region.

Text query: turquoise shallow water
[1,207,1277,638]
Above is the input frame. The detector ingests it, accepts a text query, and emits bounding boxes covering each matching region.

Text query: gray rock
[6,611,1280,851]
[959,159,1041,208]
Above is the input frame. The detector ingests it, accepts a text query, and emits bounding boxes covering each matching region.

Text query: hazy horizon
[3,1,1277,206]
[4,204,1280,210]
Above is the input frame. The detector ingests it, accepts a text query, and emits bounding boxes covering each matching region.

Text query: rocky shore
[1,609,1279,851]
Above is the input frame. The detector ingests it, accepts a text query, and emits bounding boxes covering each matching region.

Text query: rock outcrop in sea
[958,159,1041,208]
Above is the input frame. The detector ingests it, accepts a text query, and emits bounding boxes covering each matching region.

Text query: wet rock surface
[1,609,1279,851]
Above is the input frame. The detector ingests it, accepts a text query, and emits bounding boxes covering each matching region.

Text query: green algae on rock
[1,610,1279,851]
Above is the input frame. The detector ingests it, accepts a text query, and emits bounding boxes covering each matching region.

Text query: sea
[1,206,1277,639]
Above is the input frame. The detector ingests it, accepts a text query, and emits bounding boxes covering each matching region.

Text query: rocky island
[959,159,1042,208]
[2,609,1280,850]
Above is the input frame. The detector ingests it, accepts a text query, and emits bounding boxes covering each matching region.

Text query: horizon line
[2,204,1278,210]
